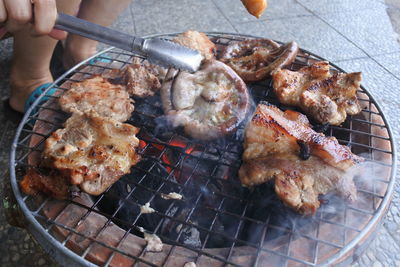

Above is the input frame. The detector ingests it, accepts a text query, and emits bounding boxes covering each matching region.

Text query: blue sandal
[88,55,112,65]
[24,83,58,116]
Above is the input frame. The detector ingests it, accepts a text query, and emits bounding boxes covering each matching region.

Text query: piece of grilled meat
[272,61,362,125]
[42,111,141,195]
[59,76,134,122]
[220,39,298,82]
[239,103,363,214]
[102,58,162,98]
[173,31,216,61]
[20,168,70,199]
[124,59,162,97]
[161,59,251,140]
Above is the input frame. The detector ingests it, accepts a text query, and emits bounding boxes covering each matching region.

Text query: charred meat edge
[220,39,299,82]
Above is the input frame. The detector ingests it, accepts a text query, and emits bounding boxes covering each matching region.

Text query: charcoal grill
[9,33,397,267]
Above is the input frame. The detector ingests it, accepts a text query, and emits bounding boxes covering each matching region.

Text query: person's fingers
[48,28,67,40]
[33,0,57,35]
[4,0,32,24]
[0,0,7,23]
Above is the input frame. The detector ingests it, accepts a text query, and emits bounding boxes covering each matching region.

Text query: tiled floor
[1,0,399,266]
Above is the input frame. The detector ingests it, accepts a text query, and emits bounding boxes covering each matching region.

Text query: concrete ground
[1,0,400,266]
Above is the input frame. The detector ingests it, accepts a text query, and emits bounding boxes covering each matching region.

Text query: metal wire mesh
[9,33,397,267]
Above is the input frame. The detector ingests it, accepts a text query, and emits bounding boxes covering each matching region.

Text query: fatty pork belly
[272,61,362,125]
[239,103,363,214]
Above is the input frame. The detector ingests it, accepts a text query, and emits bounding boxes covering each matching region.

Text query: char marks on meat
[42,111,141,196]
[59,76,134,122]
[220,39,299,82]
[124,58,162,97]
[239,103,363,214]
[272,61,362,125]
[101,58,162,98]
[20,169,70,199]
[161,60,250,140]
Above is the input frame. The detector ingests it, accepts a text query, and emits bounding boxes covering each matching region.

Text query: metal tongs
[55,13,203,72]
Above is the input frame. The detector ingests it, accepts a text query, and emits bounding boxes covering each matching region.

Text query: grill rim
[8,32,398,267]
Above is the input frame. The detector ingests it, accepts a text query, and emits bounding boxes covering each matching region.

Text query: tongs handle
[54,13,202,72]
[55,13,144,54]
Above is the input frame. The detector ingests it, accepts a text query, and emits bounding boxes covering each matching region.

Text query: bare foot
[9,69,53,113]
[63,36,98,69]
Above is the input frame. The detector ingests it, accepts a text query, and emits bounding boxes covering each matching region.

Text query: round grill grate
[9,33,397,267]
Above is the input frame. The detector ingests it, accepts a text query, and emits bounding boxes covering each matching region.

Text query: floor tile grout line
[130,2,138,36]
[237,14,314,26]
[335,49,400,63]
[210,0,239,33]
[295,1,388,16]
[293,0,375,55]
[334,56,374,63]
[295,0,400,83]
[383,222,400,249]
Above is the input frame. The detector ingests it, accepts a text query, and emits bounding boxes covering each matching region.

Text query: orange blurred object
[241,0,268,18]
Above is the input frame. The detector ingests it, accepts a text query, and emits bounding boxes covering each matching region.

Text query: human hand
[0,0,63,39]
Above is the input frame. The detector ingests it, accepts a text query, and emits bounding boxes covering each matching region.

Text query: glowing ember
[138,137,197,183]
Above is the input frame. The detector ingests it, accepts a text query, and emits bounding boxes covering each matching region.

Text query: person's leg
[9,0,81,112]
[63,0,132,69]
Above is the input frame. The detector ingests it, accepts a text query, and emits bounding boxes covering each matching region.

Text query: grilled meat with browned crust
[173,31,216,61]
[20,169,70,199]
[42,111,141,195]
[161,60,251,140]
[272,61,362,125]
[124,59,162,97]
[220,39,298,82]
[101,58,162,98]
[239,103,363,214]
[59,76,134,122]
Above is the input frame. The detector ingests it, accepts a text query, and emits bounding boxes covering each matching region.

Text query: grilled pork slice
[101,58,162,98]
[59,76,134,122]
[173,31,216,61]
[42,111,141,195]
[239,103,363,214]
[161,60,251,140]
[20,169,70,199]
[220,39,298,82]
[124,59,162,97]
[272,61,362,125]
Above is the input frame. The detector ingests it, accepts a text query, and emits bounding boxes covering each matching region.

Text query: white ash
[140,202,155,214]
[144,233,163,252]
[176,224,183,233]
[161,192,183,200]
[183,262,196,267]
